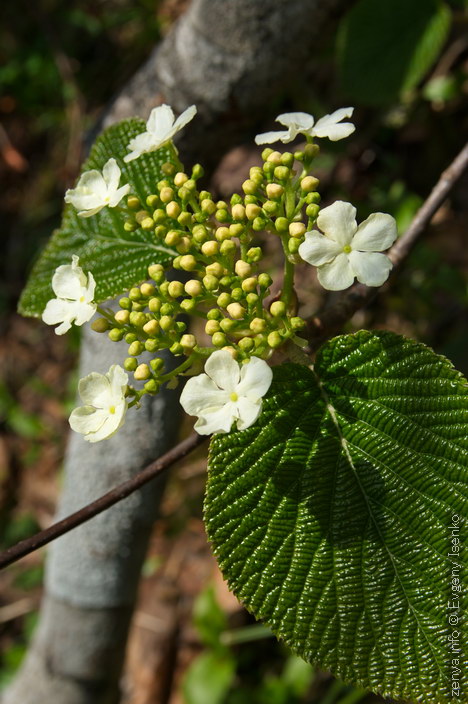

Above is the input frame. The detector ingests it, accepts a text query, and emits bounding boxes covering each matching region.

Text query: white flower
[42,255,97,334]
[298,201,397,291]
[124,104,197,162]
[64,158,130,218]
[255,107,355,145]
[180,350,273,435]
[69,365,128,443]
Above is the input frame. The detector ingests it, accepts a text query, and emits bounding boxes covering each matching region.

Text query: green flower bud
[146,194,159,208]
[241,276,257,293]
[212,332,227,347]
[141,217,155,230]
[155,225,168,239]
[261,147,274,161]
[162,162,176,176]
[266,183,284,199]
[179,255,197,272]
[227,302,245,319]
[135,210,150,224]
[252,216,267,231]
[125,333,137,344]
[246,246,262,262]
[215,209,230,223]
[274,165,290,181]
[215,226,231,242]
[238,336,255,351]
[143,319,159,336]
[166,201,181,219]
[301,176,319,192]
[231,204,246,220]
[229,223,244,237]
[119,297,131,310]
[267,150,282,164]
[207,308,222,320]
[294,150,304,161]
[291,316,306,330]
[230,193,242,205]
[165,230,180,246]
[242,179,257,195]
[134,364,151,380]
[280,152,294,167]
[145,339,159,352]
[150,358,165,372]
[153,208,166,224]
[108,328,124,341]
[124,221,137,232]
[91,318,110,333]
[205,319,220,335]
[157,179,170,190]
[306,203,320,218]
[131,302,144,312]
[263,200,280,215]
[217,201,228,209]
[245,203,261,220]
[178,211,192,227]
[304,143,320,159]
[246,292,259,306]
[220,240,236,256]
[148,297,161,313]
[192,164,204,179]
[124,357,138,372]
[193,225,209,243]
[129,287,141,301]
[217,292,231,308]
[177,189,190,204]
[249,170,264,185]
[258,273,272,288]
[274,216,289,233]
[144,379,160,393]
[219,318,235,333]
[201,199,216,214]
[267,331,283,348]
[203,274,219,291]
[114,310,130,325]
[262,161,275,175]
[160,303,174,316]
[127,195,141,210]
[176,237,191,254]
[185,279,203,297]
[305,192,321,205]
[129,311,147,327]
[180,298,196,312]
[244,195,258,205]
[205,262,224,278]
[235,260,252,278]
[128,341,144,356]
[172,256,182,270]
[174,172,188,187]
[140,282,156,297]
[250,317,266,333]
[288,237,302,254]
[231,287,243,301]
[180,334,197,349]
[159,315,173,331]
[289,222,306,238]
[201,240,219,256]
[270,301,286,317]
[159,186,174,203]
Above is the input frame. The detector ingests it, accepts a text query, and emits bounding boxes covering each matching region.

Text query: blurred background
[0,0,467,702]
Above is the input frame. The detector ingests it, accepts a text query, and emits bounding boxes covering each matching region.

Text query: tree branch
[0,433,207,570]
[2,144,467,572]
[306,141,468,349]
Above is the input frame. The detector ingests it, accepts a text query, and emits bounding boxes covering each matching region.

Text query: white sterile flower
[124,103,197,162]
[69,365,128,443]
[180,350,273,435]
[255,107,355,145]
[64,158,130,218]
[299,200,397,291]
[42,255,97,335]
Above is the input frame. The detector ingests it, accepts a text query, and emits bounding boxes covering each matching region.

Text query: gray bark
[4,1,351,702]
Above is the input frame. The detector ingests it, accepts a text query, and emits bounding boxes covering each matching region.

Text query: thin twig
[306,141,468,349]
[0,433,207,571]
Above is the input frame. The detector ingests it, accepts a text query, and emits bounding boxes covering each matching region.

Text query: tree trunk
[4,1,351,702]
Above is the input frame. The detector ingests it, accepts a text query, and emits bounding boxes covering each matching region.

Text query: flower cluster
[41,104,398,441]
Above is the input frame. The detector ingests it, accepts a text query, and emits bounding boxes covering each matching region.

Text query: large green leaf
[337,0,451,105]
[19,119,177,317]
[205,331,468,702]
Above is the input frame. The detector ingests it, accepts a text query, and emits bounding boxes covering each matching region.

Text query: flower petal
[109,183,131,208]
[73,301,97,326]
[85,402,127,442]
[69,406,107,435]
[316,201,357,246]
[124,132,158,162]
[348,251,393,287]
[194,403,237,435]
[298,231,343,266]
[180,374,230,417]
[254,130,290,145]
[351,213,397,252]
[42,298,75,326]
[205,350,240,392]
[236,357,273,399]
[276,112,315,130]
[52,258,87,299]
[76,170,108,200]
[312,107,355,141]
[317,253,355,290]
[147,104,175,137]
[108,364,128,399]
[102,158,121,193]
[78,372,111,407]
[235,397,262,431]
[173,104,197,132]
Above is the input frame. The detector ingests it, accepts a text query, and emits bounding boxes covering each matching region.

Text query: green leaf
[193,585,229,649]
[19,119,177,317]
[183,651,236,704]
[337,0,451,105]
[205,331,468,703]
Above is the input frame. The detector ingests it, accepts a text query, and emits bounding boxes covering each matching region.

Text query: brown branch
[0,433,207,571]
[307,141,468,350]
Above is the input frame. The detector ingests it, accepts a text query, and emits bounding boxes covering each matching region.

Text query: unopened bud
[267,331,283,348]
[289,222,306,238]
[246,247,262,262]
[134,364,151,380]
[274,166,290,181]
[250,318,266,333]
[245,203,261,220]
[159,187,174,203]
[141,217,155,230]
[180,334,197,349]
[291,317,306,330]
[266,183,284,199]
[159,316,173,331]
[144,379,160,393]
[215,226,231,242]
[128,341,144,356]
[174,172,188,187]
[217,292,231,308]
[220,240,236,255]
[203,274,219,291]
[258,273,272,288]
[143,319,159,336]
[275,217,289,233]
[220,318,236,333]
[206,262,224,278]
[91,318,110,333]
[306,204,320,218]
[185,279,203,297]
[180,255,197,271]
[176,237,191,254]
[235,260,252,278]
[129,287,141,301]
[108,328,124,341]
[226,302,245,320]
[201,240,219,256]
[242,179,257,195]
[148,263,164,279]
[266,151,282,164]
[148,297,161,313]
[238,337,255,351]
[129,312,147,327]
[145,339,159,352]
[215,209,230,223]
[140,282,155,297]
[288,238,302,254]
[115,310,130,325]
[270,301,286,317]
[168,281,184,298]
[231,204,246,220]
[205,319,220,335]
[181,298,196,312]
[241,276,257,293]
[212,332,227,347]
[301,176,319,192]
[201,199,216,214]
[124,357,138,372]
[127,195,141,210]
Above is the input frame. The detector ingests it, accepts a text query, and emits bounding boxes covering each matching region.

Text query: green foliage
[338,0,451,105]
[183,652,236,704]
[206,330,468,702]
[18,119,177,317]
